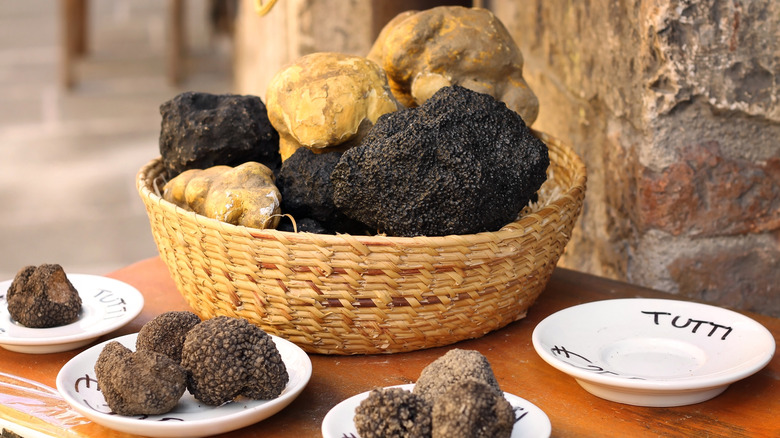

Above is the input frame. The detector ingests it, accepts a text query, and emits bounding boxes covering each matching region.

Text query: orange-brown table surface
[1,257,778,437]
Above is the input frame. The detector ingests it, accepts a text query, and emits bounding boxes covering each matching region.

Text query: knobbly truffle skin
[331,85,549,237]
[413,349,501,405]
[180,316,288,406]
[6,264,82,328]
[95,341,187,416]
[159,92,281,179]
[136,311,201,363]
[432,379,515,438]
[354,387,432,438]
[277,147,370,234]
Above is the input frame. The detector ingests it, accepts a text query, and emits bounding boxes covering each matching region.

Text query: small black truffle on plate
[431,379,515,438]
[136,311,201,363]
[95,341,187,416]
[159,92,281,179]
[6,264,82,328]
[331,85,549,237]
[413,349,501,405]
[354,387,432,438]
[180,316,288,406]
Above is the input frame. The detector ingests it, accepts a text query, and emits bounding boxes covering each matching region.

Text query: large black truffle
[354,387,432,438]
[159,92,281,179]
[6,264,82,328]
[276,147,369,234]
[331,85,549,237]
[431,379,515,438]
[136,311,201,364]
[413,349,501,405]
[95,341,187,416]
[180,316,288,406]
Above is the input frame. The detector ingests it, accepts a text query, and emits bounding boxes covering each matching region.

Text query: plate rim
[0,274,145,347]
[321,383,552,438]
[531,298,776,392]
[55,332,312,437]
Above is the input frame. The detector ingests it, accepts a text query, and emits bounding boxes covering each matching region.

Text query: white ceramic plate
[321,384,551,438]
[56,333,312,438]
[0,274,144,353]
[532,298,775,407]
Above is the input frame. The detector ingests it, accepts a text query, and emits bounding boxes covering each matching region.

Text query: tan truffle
[163,161,281,229]
[265,52,401,161]
[368,6,539,124]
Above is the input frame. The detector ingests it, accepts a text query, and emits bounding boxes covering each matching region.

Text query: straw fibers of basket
[136,131,586,355]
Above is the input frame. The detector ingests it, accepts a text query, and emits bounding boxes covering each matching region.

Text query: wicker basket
[136,131,586,354]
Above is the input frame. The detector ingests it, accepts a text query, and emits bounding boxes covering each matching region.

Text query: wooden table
[1,257,778,437]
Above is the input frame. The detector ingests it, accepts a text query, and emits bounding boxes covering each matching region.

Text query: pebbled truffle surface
[354,387,432,438]
[6,264,82,328]
[331,85,549,237]
[413,349,501,405]
[180,316,288,406]
[277,147,369,234]
[431,379,515,438]
[136,311,201,364]
[159,92,281,179]
[95,341,187,416]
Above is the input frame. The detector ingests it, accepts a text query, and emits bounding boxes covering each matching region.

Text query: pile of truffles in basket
[158,6,548,238]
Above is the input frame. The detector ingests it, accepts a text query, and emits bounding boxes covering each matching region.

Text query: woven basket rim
[136,130,586,245]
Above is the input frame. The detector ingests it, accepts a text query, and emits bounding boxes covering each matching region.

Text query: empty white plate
[0,274,144,353]
[322,384,551,438]
[532,298,775,407]
[56,333,312,437]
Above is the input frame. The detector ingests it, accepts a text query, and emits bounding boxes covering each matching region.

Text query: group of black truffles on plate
[6,264,82,328]
[354,349,516,438]
[94,312,289,416]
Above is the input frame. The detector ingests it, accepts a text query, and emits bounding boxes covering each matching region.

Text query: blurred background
[0,0,232,279]
[2,0,777,316]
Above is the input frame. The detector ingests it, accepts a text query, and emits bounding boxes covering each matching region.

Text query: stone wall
[233,0,779,316]
[490,0,779,316]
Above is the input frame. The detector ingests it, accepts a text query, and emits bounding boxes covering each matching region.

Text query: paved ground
[0,0,232,279]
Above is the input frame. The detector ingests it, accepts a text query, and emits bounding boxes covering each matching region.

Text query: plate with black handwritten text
[321,384,551,438]
[57,333,311,438]
[0,274,144,353]
[532,298,775,407]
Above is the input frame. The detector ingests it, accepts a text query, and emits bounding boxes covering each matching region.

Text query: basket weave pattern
[136,132,586,354]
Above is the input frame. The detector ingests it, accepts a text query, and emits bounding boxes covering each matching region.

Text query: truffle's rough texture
[331,85,549,237]
[136,311,201,364]
[94,341,187,416]
[159,92,280,179]
[431,379,515,438]
[354,387,432,438]
[413,349,501,405]
[180,316,288,406]
[6,264,82,328]
[277,148,369,234]
[162,162,282,229]
[265,52,400,160]
[368,6,539,125]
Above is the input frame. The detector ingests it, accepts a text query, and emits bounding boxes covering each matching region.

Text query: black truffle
[413,349,501,405]
[136,311,201,363]
[277,147,369,234]
[276,216,328,234]
[159,92,281,179]
[331,85,549,237]
[180,316,288,406]
[95,341,187,416]
[354,387,432,438]
[431,379,515,438]
[6,264,82,328]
